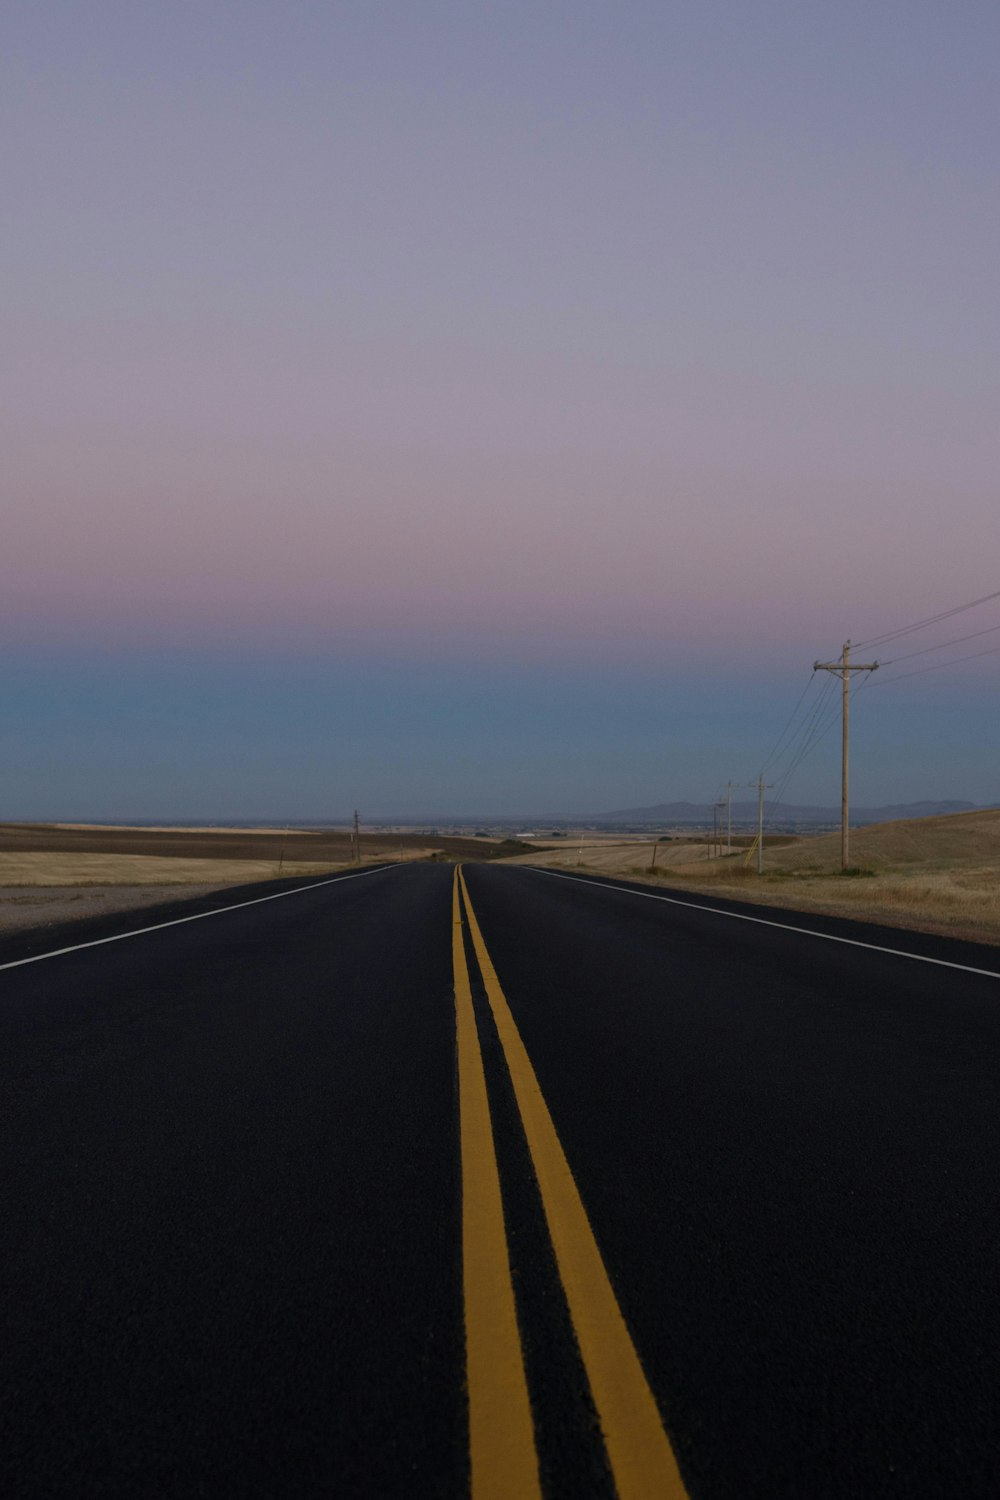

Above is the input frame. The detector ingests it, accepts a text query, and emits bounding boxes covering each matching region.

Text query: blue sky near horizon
[2,648,997,820]
[3,2,998,817]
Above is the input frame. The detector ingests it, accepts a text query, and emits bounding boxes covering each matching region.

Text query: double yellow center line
[453,867,688,1500]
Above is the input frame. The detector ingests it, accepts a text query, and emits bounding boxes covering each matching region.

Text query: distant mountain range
[54,800,994,831]
[591,799,987,827]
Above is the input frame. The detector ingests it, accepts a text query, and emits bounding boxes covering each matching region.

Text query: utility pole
[353,809,361,865]
[715,799,726,858]
[748,776,773,874]
[726,781,733,852]
[814,641,879,871]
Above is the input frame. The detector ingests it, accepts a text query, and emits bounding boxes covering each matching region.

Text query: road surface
[3,861,1000,1497]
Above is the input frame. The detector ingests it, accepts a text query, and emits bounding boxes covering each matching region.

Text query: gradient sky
[4,1,998,817]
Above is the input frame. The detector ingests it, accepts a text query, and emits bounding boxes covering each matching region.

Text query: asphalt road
[3,861,1000,1497]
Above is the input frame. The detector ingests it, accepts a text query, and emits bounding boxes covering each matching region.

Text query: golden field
[0,850,423,888]
[510,808,1000,946]
[0,830,443,936]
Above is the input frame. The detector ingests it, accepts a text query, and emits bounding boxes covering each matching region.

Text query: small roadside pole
[814,641,879,871]
[715,799,726,860]
[748,776,773,874]
[648,837,660,874]
[726,781,733,852]
[353,809,361,865]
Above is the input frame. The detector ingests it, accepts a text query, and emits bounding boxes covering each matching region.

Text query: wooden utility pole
[353,809,361,865]
[814,641,879,870]
[726,781,733,852]
[748,776,773,874]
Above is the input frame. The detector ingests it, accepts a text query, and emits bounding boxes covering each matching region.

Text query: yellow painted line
[459,868,688,1500]
[452,869,541,1500]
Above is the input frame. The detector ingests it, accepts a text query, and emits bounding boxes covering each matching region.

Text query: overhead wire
[767,675,840,809]
[764,630,995,815]
[784,680,837,764]
[876,642,1000,687]
[743,585,999,828]
[854,587,1000,652]
[759,670,820,773]
[879,619,1000,666]
[778,677,838,777]
[772,706,840,802]
[768,662,880,814]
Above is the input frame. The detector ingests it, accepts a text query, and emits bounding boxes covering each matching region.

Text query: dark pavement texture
[1,864,463,1497]
[3,860,1000,1496]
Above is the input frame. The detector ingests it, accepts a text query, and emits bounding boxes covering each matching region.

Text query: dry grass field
[511,808,1000,946]
[506,833,796,876]
[0,823,525,937]
[0,823,522,867]
[0,850,427,888]
[0,883,234,936]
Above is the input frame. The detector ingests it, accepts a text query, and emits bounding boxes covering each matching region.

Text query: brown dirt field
[0,824,527,866]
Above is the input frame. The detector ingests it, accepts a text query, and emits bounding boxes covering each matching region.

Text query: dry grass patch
[504,839,732,875]
[0,849,428,936]
[0,884,233,935]
[0,851,362,887]
[514,809,1000,946]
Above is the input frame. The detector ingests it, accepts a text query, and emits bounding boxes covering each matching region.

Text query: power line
[765,630,991,814]
[748,592,998,841]
[880,619,1000,666]
[772,675,835,769]
[768,677,839,803]
[741,590,998,841]
[769,666,882,815]
[759,671,820,772]
[876,642,1000,686]
[854,587,1000,651]
[775,681,838,783]
[850,669,879,704]
[779,714,837,792]
[753,668,887,835]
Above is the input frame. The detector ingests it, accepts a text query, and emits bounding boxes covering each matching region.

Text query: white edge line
[0,864,396,974]
[523,866,1000,981]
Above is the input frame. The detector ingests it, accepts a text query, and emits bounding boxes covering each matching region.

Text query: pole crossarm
[814,660,880,673]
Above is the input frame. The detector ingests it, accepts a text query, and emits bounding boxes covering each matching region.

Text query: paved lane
[5,859,1000,1497]
[0,864,463,1497]
[462,863,1000,1499]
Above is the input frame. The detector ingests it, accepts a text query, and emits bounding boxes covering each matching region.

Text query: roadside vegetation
[0,825,529,936]
[511,808,1000,946]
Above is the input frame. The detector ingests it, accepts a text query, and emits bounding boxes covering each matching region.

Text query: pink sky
[3,2,998,813]
[7,307,997,665]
